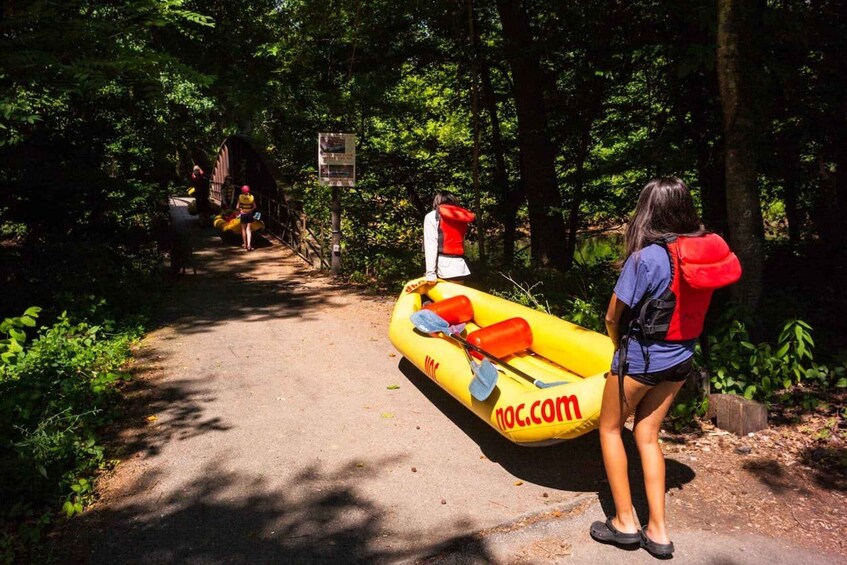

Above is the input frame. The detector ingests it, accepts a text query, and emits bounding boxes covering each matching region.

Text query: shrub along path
[57,200,845,563]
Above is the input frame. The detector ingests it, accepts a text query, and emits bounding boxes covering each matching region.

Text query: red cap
[241,185,250,194]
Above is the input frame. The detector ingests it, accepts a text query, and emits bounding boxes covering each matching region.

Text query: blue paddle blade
[410,309,451,334]
[469,358,499,401]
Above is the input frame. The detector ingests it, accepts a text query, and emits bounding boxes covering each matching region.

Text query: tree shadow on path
[103,344,234,460]
[63,458,496,565]
[399,358,695,527]
[159,204,348,336]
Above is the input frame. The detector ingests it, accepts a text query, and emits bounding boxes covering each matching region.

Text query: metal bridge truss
[209,135,329,270]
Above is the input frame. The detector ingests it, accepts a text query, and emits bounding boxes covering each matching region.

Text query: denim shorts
[239,212,254,224]
[624,356,694,387]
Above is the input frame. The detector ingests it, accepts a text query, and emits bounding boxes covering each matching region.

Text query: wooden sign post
[318,133,356,276]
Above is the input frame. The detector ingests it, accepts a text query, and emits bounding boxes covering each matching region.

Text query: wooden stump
[708,393,768,436]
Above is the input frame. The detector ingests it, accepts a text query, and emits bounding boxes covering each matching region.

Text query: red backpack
[630,233,742,342]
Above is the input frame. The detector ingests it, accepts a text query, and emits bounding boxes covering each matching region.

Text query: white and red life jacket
[437,204,475,257]
[629,233,742,342]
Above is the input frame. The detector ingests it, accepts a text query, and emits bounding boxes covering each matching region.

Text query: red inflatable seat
[423,295,475,325]
[466,318,532,360]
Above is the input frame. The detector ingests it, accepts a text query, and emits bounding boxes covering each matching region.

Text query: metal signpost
[317,133,356,276]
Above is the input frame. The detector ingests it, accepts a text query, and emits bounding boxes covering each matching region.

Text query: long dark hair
[433,190,457,210]
[622,177,704,261]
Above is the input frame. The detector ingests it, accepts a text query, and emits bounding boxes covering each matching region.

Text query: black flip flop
[589,518,641,548]
[640,528,674,559]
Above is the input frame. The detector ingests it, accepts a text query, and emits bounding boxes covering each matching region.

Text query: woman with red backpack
[590,177,741,558]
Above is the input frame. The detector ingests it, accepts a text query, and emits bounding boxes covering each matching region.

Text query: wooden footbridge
[207,135,329,269]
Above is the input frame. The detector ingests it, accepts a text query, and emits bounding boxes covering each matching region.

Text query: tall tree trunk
[834,142,847,251]
[480,59,520,267]
[717,0,765,316]
[817,158,840,248]
[823,123,847,252]
[775,125,802,245]
[566,135,590,267]
[817,7,847,253]
[783,175,801,245]
[688,73,728,236]
[467,0,486,270]
[565,77,605,265]
[666,6,728,236]
[473,6,519,267]
[496,0,568,270]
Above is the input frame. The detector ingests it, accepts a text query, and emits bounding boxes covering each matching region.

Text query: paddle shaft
[459,343,477,375]
[409,308,551,387]
[441,332,542,385]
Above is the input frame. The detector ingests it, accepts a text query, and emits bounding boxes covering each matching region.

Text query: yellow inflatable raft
[213,212,264,234]
[389,279,614,445]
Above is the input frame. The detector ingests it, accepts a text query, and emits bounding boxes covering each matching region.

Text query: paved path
[67,200,844,564]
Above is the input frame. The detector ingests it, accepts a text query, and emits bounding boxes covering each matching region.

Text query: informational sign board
[318,133,356,187]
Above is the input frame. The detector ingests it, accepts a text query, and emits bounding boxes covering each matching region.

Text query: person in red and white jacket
[423,191,474,283]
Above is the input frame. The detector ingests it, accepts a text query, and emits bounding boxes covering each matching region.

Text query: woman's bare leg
[632,379,685,544]
[598,373,651,533]
[240,224,247,248]
[246,224,253,249]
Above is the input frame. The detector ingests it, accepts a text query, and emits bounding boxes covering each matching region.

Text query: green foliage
[562,296,603,331]
[0,216,26,241]
[701,318,837,402]
[573,234,620,267]
[0,307,40,365]
[669,396,709,433]
[63,478,94,519]
[491,275,552,314]
[485,259,617,333]
[559,261,618,333]
[0,308,134,562]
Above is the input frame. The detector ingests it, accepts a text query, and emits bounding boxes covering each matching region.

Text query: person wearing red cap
[236,185,256,251]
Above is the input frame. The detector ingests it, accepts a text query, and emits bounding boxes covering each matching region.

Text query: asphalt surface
[66,200,844,564]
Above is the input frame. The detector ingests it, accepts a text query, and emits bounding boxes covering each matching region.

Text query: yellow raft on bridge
[212,212,264,234]
[389,279,614,445]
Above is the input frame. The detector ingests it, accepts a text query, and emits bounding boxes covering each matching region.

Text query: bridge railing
[260,189,330,270]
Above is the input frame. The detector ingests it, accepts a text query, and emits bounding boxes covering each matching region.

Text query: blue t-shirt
[610,244,695,374]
